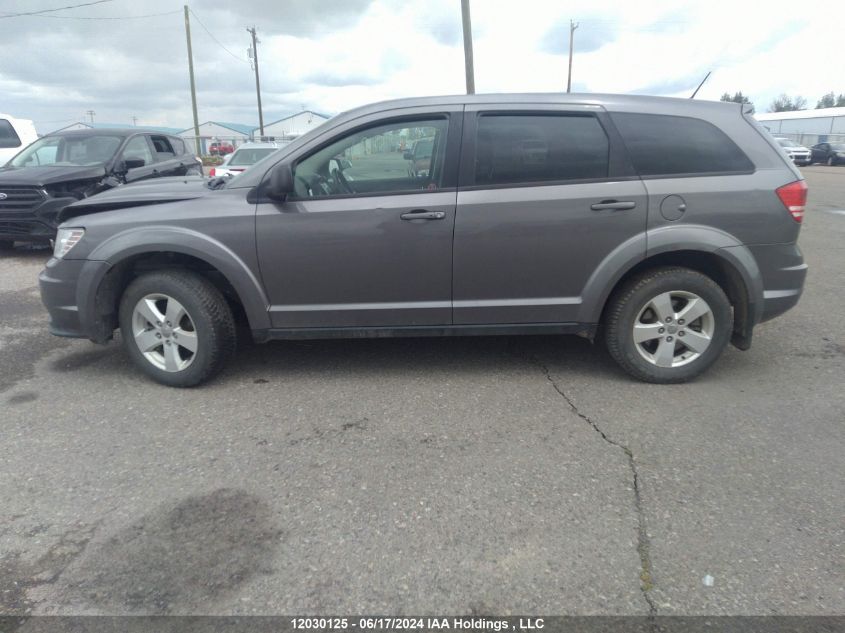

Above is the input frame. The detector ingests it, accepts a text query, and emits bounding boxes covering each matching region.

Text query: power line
[189,8,249,64]
[27,9,181,20]
[0,0,114,19]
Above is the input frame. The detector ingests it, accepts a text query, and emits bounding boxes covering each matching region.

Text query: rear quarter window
[610,112,754,176]
[0,119,22,149]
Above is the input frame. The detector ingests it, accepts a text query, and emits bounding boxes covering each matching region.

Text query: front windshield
[9,134,122,168]
[229,147,277,167]
[777,139,799,147]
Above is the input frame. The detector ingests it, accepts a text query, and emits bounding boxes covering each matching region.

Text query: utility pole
[86,110,95,123]
[247,26,264,136]
[132,116,138,126]
[566,20,578,93]
[184,5,200,146]
[460,0,475,94]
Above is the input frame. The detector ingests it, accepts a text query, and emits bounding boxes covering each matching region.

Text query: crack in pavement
[536,360,657,617]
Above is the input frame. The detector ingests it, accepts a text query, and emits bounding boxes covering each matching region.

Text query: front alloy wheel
[119,271,236,387]
[132,293,199,372]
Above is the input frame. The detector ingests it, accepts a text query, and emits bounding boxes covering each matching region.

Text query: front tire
[604,267,732,383]
[118,271,236,387]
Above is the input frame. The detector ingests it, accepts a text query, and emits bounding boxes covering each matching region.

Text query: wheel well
[91,252,247,341]
[602,250,751,348]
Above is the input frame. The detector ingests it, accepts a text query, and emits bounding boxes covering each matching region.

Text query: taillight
[208,167,216,177]
[775,180,808,223]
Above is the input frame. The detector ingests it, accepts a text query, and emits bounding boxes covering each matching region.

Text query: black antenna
[690,71,711,99]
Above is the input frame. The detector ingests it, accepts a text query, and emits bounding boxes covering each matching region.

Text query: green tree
[768,94,807,112]
[720,91,754,113]
[816,92,845,108]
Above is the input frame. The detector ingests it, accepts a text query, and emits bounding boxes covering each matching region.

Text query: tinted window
[474,114,609,186]
[150,135,174,156]
[293,117,448,198]
[0,119,21,149]
[122,136,154,166]
[611,113,754,176]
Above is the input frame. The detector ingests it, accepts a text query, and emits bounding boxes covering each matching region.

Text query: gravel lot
[1,167,843,616]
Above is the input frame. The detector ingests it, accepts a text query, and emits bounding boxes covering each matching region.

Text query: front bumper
[39,257,112,340]
[0,196,77,242]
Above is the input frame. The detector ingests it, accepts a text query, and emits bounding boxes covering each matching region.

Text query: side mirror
[403,150,413,160]
[268,163,294,201]
[119,157,146,171]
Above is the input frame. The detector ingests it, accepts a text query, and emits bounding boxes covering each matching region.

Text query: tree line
[718,91,845,113]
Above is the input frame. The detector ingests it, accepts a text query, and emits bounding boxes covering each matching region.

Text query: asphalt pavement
[0,167,843,616]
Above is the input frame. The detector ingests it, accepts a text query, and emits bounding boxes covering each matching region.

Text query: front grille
[0,186,45,213]
[0,219,52,237]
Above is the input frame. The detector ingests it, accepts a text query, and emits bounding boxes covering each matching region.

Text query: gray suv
[39,94,808,387]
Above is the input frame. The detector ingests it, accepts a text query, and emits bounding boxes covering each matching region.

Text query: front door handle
[590,200,636,211]
[400,210,446,221]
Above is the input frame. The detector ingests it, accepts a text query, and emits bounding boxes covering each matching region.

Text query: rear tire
[828,156,836,166]
[118,270,236,387]
[604,267,732,383]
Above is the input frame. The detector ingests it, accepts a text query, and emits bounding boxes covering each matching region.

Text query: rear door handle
[400,210,446,221]
[590,200,636,211]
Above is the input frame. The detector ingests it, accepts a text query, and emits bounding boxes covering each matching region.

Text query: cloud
[1,0,844,134]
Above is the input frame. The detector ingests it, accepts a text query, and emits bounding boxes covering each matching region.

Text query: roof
[180,121,256,135]
[51,122,185,134]
[263,110,331,127]
[49,127,152,137]
[756,107,845,121]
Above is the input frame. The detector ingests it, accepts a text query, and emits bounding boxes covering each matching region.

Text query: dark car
[40,94,807,387]
[0,129,202,249]
[810,142,845,165]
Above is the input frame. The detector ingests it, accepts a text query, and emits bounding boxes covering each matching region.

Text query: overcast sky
[1,0,844,133]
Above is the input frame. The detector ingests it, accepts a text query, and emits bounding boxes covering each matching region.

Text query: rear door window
[611,113,754,176]
[474,114,610,186]
[0,119,22,149]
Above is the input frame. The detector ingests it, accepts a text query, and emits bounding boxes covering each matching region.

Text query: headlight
[54,227,85,258]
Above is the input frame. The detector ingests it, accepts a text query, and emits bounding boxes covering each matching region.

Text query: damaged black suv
[0,128,201,249]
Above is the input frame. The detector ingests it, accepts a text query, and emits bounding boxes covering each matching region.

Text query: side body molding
[83,226,271,331]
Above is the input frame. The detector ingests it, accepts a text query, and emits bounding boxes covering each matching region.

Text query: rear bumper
[39,257,112,340]
[747,242,807,322]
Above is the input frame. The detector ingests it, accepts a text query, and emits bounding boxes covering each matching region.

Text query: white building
[177,121,256,154]
[756,107,845,144]
[257,111,330,140]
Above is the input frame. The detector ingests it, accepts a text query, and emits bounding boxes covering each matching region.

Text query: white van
[0,114,38,165]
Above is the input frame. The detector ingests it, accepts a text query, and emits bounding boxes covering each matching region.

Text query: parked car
[774,137,812,166]
[810,142,845,166]
[0,113,38,166]
[208,141,235,156]
[40,94,807,387]
[403,137,436,177]
[0,129,202,248]
[209,141,287,177]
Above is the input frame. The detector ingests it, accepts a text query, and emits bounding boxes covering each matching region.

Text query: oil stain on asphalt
[58,489,282,613]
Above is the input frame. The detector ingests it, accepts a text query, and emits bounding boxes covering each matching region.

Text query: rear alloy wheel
[605,267,732,383]
[119,271,235,387]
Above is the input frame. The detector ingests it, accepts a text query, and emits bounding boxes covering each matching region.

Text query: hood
[58,175,212,222]
[0,164,107,186]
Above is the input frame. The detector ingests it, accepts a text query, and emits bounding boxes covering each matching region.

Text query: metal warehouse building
[756,107,845,145]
